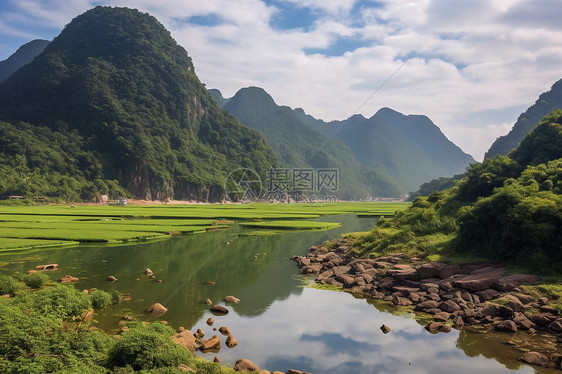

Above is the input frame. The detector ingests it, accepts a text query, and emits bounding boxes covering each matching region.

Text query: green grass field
[239,220,341,230]
[0,202,409,251]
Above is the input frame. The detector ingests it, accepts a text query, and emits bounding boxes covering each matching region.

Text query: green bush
[0,275,19,295]
[90,290,113,309]
[22,272,50,288]
[107,324,192,370]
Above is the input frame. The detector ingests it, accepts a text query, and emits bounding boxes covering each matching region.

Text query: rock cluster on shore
[292,238,562,370]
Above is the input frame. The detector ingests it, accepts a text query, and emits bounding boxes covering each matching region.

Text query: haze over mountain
[211,87,402,199]
[485,78,562,159]
[0,39,50,83]
[0,6,277,201]
[296,105,475,192]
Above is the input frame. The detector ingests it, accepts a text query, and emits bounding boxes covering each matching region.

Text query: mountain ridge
[485,78,562,159]
[0,39,50,83]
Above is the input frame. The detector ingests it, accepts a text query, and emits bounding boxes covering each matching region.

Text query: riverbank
[292,237,562,371]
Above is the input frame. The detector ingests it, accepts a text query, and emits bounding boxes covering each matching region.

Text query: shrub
[23,272,50,288]
[0,275,19,295]
[90,290,113,309]
[107,324,192,370]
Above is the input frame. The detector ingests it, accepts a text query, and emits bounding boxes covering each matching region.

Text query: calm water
[0,215,555,373]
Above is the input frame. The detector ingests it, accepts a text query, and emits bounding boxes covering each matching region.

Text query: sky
[1,0,561,160]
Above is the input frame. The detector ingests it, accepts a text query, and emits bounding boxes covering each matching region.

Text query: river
[0,215,555,373]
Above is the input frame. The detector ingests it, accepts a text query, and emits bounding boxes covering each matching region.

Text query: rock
[27,270,38,274]
[206,281,216,286]
[392,296,413,306]
[380,324,391,334]
[549,320,562,333]
[195,329,205,338]
[495,320,517,333]
[226,334,238,348]
[59,275,79,283]
[378,277,395,289]
[145,268,153,276]
[301,264,323,274]
[286,371,312,374]
[391,268,418,281]
[213,356,220,363]
[205,298,212,305]
[336,274,356,288]
[145,303,167,317]
[452,315,465,327]
[234,358,260,372]
[538,297,549,306]
[35,263,58,271]
[414,300,441,311]
[106,275,117,281]
[219,326,231,335]
[519,351,548,367]
[259,371,271,374]
[81,309,94,323]
[210,305,229,315]
[502,295,524,312]
[224,295,241,303]
[206,317,215,326]
[530,314,551,327]
[200,334,221,351]
[440,300,461,313]
[425,322,451,333]
[172,330,199,354]
[434,312,451,322]
[417,263,446,279]
[452,272,502,292]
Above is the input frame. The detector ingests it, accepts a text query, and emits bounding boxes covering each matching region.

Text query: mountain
[0,39,50,83]
[0,6,277,202]
[294,107,475,192]
[214,87,402,198]
[485,78,562,159]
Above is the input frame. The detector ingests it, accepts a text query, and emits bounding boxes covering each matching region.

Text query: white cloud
[1,0,562,161]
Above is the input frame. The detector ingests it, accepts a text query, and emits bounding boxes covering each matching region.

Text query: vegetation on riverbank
[0,273,246,373]
[351,110,562,275]
[0,202,408,251]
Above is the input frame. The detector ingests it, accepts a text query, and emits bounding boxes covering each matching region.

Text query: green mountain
[0,39,50,83]
[0,7,277,201]
[353,109,562,273]
[295,107,475,192]
[212,87,402,199]
[485,78,562,159]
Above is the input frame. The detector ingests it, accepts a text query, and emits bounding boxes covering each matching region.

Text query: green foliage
[352,110,562,275]
[408,174,464,201]
[0,7,277,202]
[22,272,49,288]
[89,290,113,309]
[0,275,21,295]
[107,324,191,371]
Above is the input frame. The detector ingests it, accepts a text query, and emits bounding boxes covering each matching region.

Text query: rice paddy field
[0,202,408,251]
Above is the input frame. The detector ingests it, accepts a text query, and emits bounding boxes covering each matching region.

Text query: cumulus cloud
[0,0,561,160]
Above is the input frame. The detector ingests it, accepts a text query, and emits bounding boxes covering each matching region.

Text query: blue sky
[1,0,562,160]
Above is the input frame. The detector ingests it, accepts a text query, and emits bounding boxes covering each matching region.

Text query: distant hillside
[485,78,562,159]
[0,39,50,83]
[294,107,475,192]
[0,7,277,202]
[215,87,402,198]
